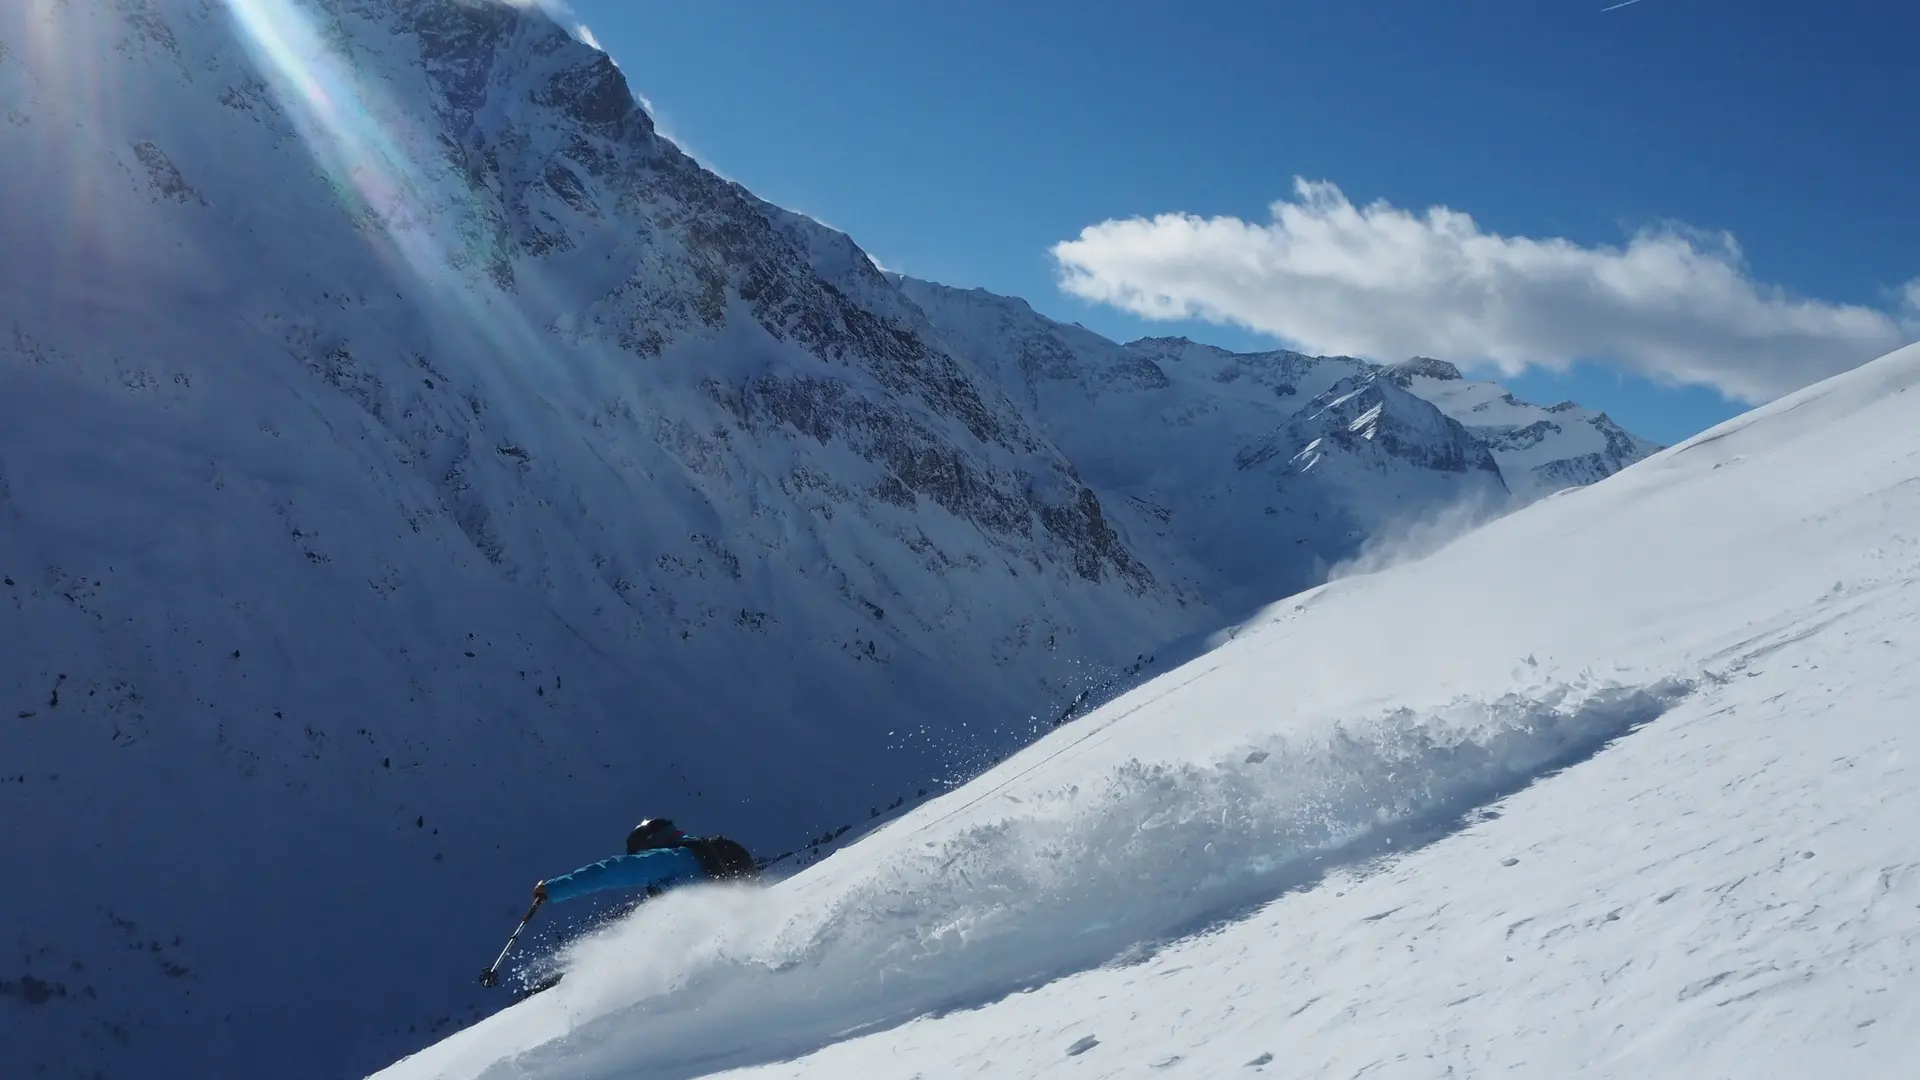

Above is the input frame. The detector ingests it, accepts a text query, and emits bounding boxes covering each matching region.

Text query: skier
[532,817,758,905]
[478,818,756,989]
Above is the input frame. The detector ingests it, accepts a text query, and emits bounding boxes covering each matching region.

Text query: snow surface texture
[0,2,1665,1077]
[378,344,1920,1079]
[896,278,1660,607]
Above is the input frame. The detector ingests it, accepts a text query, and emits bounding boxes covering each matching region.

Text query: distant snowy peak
[1259,374,1503,483]
[1387,356,1464,382]
[1123,335,1239,363]
[892,277,1516,605]
[879,276,1131,409]
[1122,335,1352,399]
[1400,370,1664,502]
[894,275,1659,507]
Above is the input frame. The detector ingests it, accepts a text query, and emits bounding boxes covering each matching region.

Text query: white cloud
[1051,178,1917,403]
[574,23,603,52]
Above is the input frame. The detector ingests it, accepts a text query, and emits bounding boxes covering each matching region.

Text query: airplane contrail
[1600,0,1650,10]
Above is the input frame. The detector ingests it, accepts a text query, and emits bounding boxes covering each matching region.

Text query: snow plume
[1051,179,1917,404]
[1322,487,1512,584]
[397,679,1688,1080]
[491,0,599,58]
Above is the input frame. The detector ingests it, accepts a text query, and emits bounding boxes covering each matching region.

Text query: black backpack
[677,835,759,882]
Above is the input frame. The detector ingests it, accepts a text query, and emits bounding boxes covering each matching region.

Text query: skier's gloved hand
[532,881,549,903]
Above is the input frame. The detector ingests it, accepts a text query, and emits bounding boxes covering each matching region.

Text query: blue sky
[564,0,1918,446]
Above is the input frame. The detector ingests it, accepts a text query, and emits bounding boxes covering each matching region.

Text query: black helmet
[626,818,684,854]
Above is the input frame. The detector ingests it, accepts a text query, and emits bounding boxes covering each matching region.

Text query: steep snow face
[374,344,1920,1080]
[0,2,1199,1077]
[894,278,1659,606]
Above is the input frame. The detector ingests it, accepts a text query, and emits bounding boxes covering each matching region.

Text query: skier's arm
[537,847,705,904]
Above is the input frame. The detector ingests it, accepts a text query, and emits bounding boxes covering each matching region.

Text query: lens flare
[3,0,152,293]
[217,0,566,374]
[220,0,457,286]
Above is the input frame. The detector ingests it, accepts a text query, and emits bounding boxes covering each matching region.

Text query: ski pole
[478,896,544,988]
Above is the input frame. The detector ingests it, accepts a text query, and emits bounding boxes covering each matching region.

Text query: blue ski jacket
[540,846,705,905]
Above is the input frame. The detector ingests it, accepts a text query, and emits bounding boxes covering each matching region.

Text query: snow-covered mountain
[375,340,1920,1080]
[0,3,1671,1078]
[1386,356,1663,502]
[895,278,1660,605]
[0,2,1205,1076]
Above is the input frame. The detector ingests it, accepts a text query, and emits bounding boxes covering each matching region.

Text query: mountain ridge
[893,274,1661,603]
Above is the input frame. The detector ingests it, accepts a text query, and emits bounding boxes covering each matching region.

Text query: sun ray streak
[218,0,568,389]
[220,0,454,286]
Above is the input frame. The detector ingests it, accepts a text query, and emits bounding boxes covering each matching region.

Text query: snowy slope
[0,2,1207,1077]
[896,278,1661,605]
[374,343,1920,1080]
